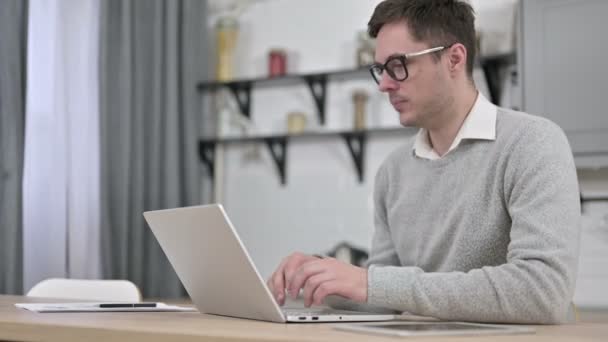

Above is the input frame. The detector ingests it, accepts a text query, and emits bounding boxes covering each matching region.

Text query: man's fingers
[312,279,341,306]
[268,258,290,305]
[287,261,324,299]
[283,256,305,288]
[302,273,333,307]
[267,253,322,305]
[268,272,285,305]
[283,253,316,288]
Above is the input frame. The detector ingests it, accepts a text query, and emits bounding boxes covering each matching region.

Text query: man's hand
[267,252,320,306]
[287,257,368,307]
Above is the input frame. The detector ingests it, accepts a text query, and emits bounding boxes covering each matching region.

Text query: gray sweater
[331,109,581,324]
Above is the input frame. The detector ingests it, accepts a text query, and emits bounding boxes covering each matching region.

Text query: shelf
[197,67,372,124]
[197,53,516,124]
[198,127,414,185]
[196,55,516,186]
[197,67,372,90]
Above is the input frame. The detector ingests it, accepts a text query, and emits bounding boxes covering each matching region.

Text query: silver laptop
[143,204,395,323]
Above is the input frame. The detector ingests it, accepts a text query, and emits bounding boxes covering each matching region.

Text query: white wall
[470,0,519,56]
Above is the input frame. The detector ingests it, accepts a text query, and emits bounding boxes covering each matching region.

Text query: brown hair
[368,0,476,78]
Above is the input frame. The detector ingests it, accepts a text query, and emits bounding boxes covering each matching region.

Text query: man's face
[374,21,451,128]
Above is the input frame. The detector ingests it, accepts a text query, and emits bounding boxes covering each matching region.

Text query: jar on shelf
[356,31,375,67]
[268,48,287,77]
[215,16,239,81]
[352,90,369,130]
[287,112,307,134]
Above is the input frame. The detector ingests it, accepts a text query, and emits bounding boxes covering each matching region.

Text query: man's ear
[446,43,467,76]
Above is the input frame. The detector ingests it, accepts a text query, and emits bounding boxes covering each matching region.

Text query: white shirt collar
[413,92,497,160]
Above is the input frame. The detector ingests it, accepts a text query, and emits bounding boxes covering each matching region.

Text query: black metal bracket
[198,141,216,179]
[263,137,288,185]
[226,82,252,119]
[303,75,328,125]
[480,54,516,105]
[481,63,501,105]
[341,132,366,183]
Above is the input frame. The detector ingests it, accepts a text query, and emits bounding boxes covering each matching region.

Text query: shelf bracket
[341,132,366,183]
[480,54,515,105]
[198,141,216,179]
[226,82,252,119]
[481,62,501,105]
[263,137,288,185]
[303,75,328,125]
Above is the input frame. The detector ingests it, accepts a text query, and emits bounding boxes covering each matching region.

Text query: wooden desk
[1,295,607,342]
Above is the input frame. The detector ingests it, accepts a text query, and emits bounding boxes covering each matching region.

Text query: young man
[268,0,580,324]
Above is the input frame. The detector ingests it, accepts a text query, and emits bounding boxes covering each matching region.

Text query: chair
[27,278,142,302]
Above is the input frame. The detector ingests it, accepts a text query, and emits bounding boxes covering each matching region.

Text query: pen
[99,303,157,308]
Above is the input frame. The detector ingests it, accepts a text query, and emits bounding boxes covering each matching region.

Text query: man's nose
[378,72,398,92]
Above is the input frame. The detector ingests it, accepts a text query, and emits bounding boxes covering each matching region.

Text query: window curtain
[0,0,28,295]
[99,0,209,298]
[22,0,102,292]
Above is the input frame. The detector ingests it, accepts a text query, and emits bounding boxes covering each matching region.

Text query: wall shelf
[197,67,371,124]
[198,127,414,185]
[197,54,516,120]
[196,55,516,186]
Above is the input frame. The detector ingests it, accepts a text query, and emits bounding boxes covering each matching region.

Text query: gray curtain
[99,0,209,298]
[0,0,27,295]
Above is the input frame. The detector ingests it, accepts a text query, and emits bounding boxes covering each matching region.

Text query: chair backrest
[27,278,142,302]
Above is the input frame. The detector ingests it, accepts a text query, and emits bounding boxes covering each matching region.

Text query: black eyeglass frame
[369,45,453,84]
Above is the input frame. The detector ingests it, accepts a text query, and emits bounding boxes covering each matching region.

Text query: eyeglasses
[369,46,448,85]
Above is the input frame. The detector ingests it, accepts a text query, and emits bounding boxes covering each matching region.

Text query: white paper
[15,302,198,313]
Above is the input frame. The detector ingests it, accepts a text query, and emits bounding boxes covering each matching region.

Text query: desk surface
[1,295,607,342]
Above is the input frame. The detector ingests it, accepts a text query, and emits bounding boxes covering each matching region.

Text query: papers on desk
[15,302,197,313]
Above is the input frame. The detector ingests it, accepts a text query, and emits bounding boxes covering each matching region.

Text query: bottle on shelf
[352,90,369,130]
[215,16,239,81]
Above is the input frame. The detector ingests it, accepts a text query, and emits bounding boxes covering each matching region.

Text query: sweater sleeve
[366,120,581,324]
[366,160,402,267]
[326,161,401,313]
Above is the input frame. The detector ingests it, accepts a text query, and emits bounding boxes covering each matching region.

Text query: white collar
[413,92,497,160]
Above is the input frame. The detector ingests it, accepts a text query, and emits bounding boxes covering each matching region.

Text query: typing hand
[267,252,320,306]
[286,257,368,307]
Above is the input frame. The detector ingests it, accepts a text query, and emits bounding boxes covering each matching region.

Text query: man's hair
[368,0,476,78]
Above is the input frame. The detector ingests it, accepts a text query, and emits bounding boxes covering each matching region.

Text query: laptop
[143,204,396,323]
